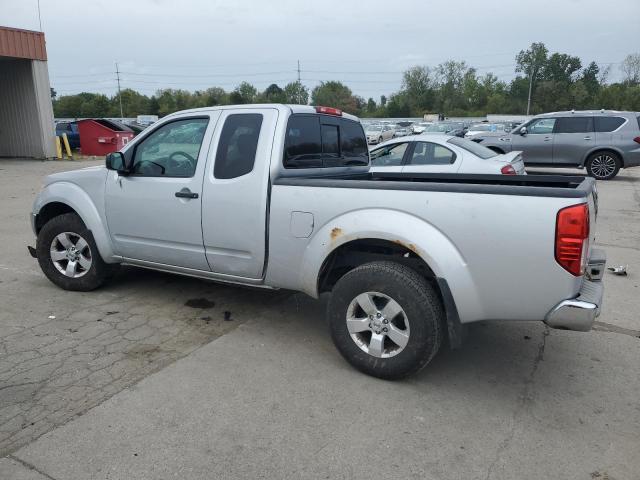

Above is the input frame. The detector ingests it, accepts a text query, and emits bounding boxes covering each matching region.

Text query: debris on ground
[607,265,628,276]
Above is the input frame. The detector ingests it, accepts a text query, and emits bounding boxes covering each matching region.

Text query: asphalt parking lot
[1,159,639,479]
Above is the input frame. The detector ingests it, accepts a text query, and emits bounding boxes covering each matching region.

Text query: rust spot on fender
[393,239,419,255]
[330,227,343,241]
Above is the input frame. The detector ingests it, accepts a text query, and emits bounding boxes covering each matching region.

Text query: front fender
[299,208,484,323]
[33,182,116,262]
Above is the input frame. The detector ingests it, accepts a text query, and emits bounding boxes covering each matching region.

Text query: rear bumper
[544,248,605,332]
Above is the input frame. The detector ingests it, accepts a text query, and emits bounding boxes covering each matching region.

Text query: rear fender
[33,182,116,262]
[300,208,483,323]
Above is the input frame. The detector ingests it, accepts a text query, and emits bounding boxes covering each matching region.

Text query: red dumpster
[77,119,134,156]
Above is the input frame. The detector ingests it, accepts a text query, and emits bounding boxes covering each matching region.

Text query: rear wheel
[36,213,113,291]
[586,151,620,180]
[327,261,444,379]
[378,136,383,144]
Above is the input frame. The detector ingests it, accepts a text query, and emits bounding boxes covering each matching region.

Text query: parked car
[369,134,526,175]
[365,124,395,144]
[423,122,467,137]
[464,123,506,139]
[474,110,640,180]
[30,104,604,379]
[54,121,80,149]
[411,122,432,134]
[393,126,412,137]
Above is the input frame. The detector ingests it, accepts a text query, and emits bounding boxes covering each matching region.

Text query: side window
[283,115,322,168]
[370,142,408,167]
[132,118,208,177]
[214,114,263,179]
[340,120,367,159]
[408,142,456,165]
[528,118,556,134]
[555,117,594,134]
[594,116,626,132]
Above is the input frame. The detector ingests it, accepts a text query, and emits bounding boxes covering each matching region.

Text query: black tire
[586,151,621,180]
[36,213,112,291]
[327,261,444,380]
[378,136,383,144]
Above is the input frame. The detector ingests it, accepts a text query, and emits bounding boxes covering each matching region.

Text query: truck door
[104,113,219,270]
[511,117,556,164]
[201,108,279,279]
[552,116,595,166]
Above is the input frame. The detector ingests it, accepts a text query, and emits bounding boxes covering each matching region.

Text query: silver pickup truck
[30,104,606,379]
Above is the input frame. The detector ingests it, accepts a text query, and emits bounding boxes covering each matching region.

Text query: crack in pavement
[593,321,640,338]
[485,326,550,480]
[8,454,59,480]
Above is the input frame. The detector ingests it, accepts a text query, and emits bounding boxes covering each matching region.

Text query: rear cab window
[283,114,368,168]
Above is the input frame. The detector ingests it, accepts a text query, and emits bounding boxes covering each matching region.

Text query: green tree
[515,42,549,114]
[262,83,286,103]
[401,66,435,115]
[311,81,360,113]
[283,81,309,104]
[620,53,640,85]
[230,82,257,104]
[366,97,376,113]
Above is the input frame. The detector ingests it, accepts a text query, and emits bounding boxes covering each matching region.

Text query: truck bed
[274,172,595,199]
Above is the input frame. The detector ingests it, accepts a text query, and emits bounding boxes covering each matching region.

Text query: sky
[2,0,639,100]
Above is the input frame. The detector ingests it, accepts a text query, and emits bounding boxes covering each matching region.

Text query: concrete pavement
[2,160,639,479]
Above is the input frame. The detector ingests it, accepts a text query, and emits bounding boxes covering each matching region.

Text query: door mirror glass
[519,126,527,136]
[106,152,127,172]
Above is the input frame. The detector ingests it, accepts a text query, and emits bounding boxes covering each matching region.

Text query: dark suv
[474,110,640,179]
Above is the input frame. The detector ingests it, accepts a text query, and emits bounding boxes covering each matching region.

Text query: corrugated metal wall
[0,27,47,61]
[0,58,56,158]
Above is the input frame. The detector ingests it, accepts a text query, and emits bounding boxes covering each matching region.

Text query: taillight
[500,164,516,175]
[555,203,590,276]
[633,136,640,144]
[315,106,342,116]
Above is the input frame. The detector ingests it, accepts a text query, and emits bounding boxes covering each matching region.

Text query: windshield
[470,124,491,132]
[447,136,498,159]
[366,125,383,132]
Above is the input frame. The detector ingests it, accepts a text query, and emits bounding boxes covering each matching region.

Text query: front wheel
[378,136,383,144]
[327,261,444,379]
[36,213,113,291]
[586,151,620,180]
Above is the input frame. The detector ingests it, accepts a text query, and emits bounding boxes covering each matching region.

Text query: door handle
[583,136,592,140]
[175,188,198,199]
[543,137,552,142]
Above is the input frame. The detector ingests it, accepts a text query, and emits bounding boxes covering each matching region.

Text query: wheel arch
[33,182,116,262]
[299,208,482,345]
[582,146,625,167]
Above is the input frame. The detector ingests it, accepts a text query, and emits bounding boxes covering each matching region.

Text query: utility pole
[115,62,124,120]
[297,60,302,104]
[37,0,42,31]
[526,68,535,116]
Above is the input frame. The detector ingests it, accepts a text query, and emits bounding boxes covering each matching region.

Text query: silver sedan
[369,134,526,175]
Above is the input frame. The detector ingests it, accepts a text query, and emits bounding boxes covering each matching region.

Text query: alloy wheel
[590,154,617,179]
[346,291,410,358]
[50,232,92,278]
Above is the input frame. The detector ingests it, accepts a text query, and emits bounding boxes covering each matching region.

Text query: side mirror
[105,152,130,174]
[519,126,527,136]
